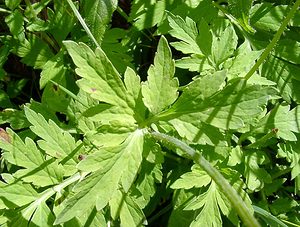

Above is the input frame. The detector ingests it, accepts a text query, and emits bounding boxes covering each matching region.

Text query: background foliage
[0,0,300,226]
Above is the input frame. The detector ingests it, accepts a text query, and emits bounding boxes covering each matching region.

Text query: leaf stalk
[149,131,260,227]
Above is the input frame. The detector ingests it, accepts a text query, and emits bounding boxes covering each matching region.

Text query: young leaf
[142,36,178,114]
[55,129,145,224]
[124,67,146,123]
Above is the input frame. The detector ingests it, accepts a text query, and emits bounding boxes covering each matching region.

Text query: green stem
[0,7,11,13]
[22,172,82,217]
[149,131,260,227]
[244,129,277,149]
[65,0,100,48]
[244,0,300,80]
[116,6,129,21]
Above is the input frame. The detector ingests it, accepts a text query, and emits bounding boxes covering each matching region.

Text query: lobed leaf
[64,41,136,117]
[0,128,63,187]
[142,36,179,114]
[158,78,277,130]
[24,107,78,175]
[55,129,145,224]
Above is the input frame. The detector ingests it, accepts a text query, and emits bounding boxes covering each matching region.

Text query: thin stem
[116,6,129,21]
[65,0,100,48]
[0,7,11,13]
[244,0,300,80]
[22,173,82,217]
[149,131,260,227]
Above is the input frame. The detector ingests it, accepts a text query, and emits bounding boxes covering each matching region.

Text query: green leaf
[82,0,118,45]
[24,107,79,175]
[101,28,134,73]
[243,150,272,191]
[63,41,134,114]
[110,190,146,227]
[0,90,13,109]
[142,36,179,114]
[278,138,300,180]
[254,104,300,141]
[175,54,212,72]
[85,120,137,147]
[274,39,300,64]
[5,9,25,40]
[0,109,29,130]
[253,205,289,227]
[47,0,76,43]
[158,78,276,130]
[124,67,147,123]
[261,55,300,103]
[171,165,211,189]
[132,160,163,209]
[15,201,55,227]
[129,0,167,30]
[168,14,202,55]
[211,24,238,67]
[227,0,255,33]
[169,119,226,146]
[185,182,223,227]
[55,129,145,224]
[175,168,252,226]
[5,0,22,10]
[0,181,38,209]
[168,189,199,227]
[0,128,64,187]
[250,3,288,32]
[67,89,102,133]
[197,19,212,57]
[13,34,54,69]
[40,51,67,88]
[226,40,263,79]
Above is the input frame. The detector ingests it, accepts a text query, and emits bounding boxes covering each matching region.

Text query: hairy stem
[66,0,100,48]
[149,131,260,227]
[244,0,300,80]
